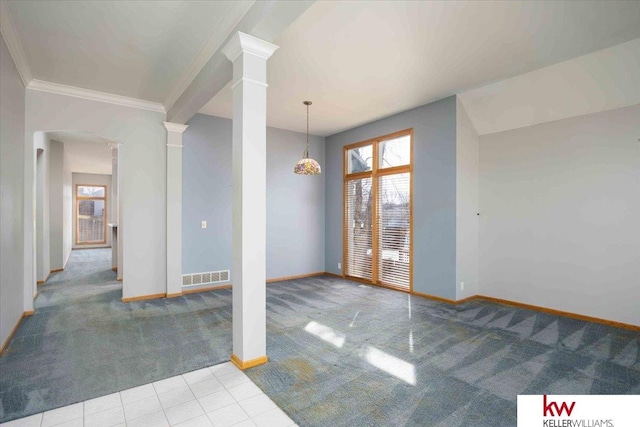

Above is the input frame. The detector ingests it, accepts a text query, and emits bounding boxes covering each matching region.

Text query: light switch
[201,220,207,229]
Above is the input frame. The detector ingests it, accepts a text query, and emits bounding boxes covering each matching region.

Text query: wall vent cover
[182,270,231,288]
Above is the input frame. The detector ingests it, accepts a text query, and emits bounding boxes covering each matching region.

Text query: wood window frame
[75,184,108,245]
[342,128,414,293]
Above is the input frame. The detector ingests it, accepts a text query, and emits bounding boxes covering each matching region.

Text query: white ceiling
[4,0,250,104]
[459,38,640,135]
[48,132,113,175]
[3,1,639,137]
[200,1,640,136]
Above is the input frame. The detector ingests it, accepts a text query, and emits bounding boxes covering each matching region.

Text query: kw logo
[543,395,576,417]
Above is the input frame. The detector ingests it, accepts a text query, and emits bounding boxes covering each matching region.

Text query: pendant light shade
[294,157,321,175]
[294,101,321,175]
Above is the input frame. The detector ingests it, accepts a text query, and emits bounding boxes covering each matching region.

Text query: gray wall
[479,104,640,325]
[182,114,325,280]
[455,97,479,299]
[62,146,72,267]
[35,133,51,283]
[49,140,65,270]
[325,97,458,299]
[0,34,26,348]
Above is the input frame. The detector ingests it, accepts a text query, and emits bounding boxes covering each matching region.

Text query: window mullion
[371,139,379,284]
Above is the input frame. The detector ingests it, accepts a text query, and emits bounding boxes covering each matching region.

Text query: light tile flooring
[0,362,297,427]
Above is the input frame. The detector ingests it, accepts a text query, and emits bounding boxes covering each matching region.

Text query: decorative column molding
[164,121,188,298]
[164,122,189,138]
[222,32,278,370]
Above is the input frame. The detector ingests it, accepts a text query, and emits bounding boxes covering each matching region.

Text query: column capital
[222,32,279,63]
[163,122,189,134]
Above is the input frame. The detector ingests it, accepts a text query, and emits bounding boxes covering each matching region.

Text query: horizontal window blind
[377,173,410,289]
[346,177,373,280]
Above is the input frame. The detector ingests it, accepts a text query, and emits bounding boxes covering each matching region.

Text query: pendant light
[294,101,321,175]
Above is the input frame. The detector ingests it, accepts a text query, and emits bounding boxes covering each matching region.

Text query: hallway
[38,249,119,307]
[0,249,232,423]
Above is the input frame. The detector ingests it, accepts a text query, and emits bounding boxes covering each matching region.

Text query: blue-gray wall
[325,96,457,299]
[182,114,232,276]
[266,127,325,279]
[182,114,325,280]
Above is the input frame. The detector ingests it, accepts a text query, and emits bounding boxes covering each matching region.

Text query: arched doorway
[29,131,124,312]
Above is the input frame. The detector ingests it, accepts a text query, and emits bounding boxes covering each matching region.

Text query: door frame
[342,128,414,293]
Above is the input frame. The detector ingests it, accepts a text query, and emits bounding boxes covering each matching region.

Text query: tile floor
[0,362,297,427]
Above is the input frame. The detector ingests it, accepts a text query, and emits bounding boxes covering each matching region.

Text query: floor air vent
[182,270,231,288]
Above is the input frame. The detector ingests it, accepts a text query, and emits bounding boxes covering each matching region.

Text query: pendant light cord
[304,101,312,158]
[304,101,311,159]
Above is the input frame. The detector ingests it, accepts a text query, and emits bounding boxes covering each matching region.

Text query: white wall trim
[231,77,269,90]
[0,0,32,86]
[163,1,254,111]
[27,79,166,113]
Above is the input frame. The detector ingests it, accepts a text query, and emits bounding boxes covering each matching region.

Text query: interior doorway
[29,131,123,308]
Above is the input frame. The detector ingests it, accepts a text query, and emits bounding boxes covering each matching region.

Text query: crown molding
[163,1,254,112]
[163,122,189,134]
[222,31,279,63]
[0,0,32,86]
[27,80,166,113]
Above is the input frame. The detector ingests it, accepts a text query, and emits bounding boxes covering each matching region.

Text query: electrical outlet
[338,262,342,270]
[201,220,207,229]
[460,281,465,291]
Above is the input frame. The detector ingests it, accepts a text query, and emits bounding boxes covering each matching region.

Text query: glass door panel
[377,173,410,289]
[345,177,373,280]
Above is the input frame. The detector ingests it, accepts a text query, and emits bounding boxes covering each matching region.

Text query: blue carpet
[0,249,231,423]
[1,249,638,425]
[245,278,640,426]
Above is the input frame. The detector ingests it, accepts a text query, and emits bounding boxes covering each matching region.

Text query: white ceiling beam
[162,1,255,112]
[167,0,314,124]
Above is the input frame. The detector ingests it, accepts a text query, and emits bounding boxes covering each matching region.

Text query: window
[76,185,107,245]
[344,130,412,291]
[347,145,373,174]
[379,135,411,168]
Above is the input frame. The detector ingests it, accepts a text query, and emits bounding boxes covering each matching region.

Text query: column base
[166,292,183,298]
[230,353,268,370]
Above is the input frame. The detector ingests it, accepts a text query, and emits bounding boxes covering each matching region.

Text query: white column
[164,122,189,298]
[222,32,278,369]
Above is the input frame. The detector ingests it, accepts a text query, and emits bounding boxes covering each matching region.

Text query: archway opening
[30,131,123,311]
